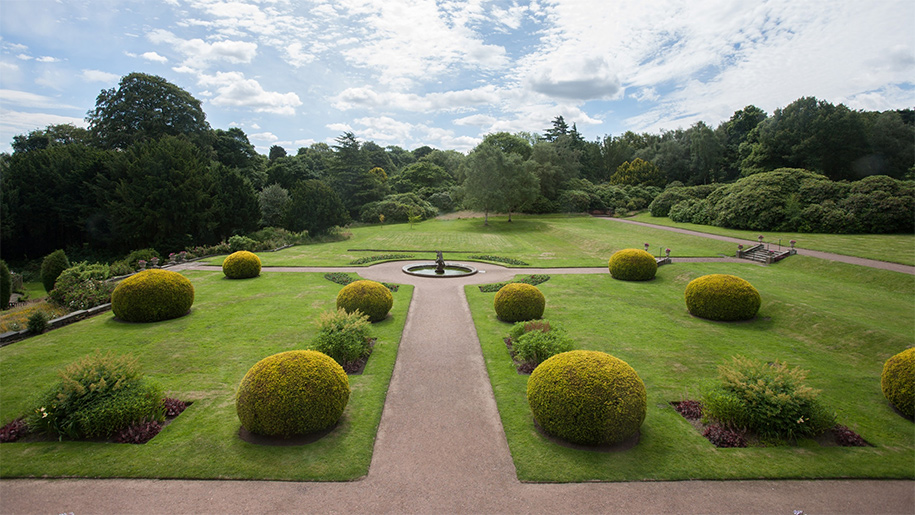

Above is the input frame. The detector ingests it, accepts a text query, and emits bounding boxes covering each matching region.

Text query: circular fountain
[402,250,477,278]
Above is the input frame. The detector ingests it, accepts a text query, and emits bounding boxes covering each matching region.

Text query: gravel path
[2,257,912,514]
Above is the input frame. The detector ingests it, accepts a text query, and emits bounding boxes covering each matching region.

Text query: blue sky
[1,0,913,154]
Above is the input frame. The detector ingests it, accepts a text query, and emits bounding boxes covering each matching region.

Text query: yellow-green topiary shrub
[527,350,646,446]
[494,283,545,323]
[684,274,760,321]
[881,348,915,418]
[608,248,657,281]
[222,250,262,279]
[236,350,350,437]
[111,269,194,323]
[336,280,393,322]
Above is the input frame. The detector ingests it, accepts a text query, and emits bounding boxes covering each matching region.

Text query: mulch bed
[0,398,191,445]
[670,400,871,448]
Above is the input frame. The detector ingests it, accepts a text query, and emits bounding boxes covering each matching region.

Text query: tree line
[1,72,913,262]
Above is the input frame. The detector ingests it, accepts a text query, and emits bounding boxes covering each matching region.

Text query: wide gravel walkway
[2,257,912,514]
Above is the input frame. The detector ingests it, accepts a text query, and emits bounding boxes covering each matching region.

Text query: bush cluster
[493,283,545,323]
[228,235,258,252]
[359,193,437,224]
[310,309,373,367]
[109,248,162,275]
[881,347,914,418]
[653,169,914,234]
[527,350,647,446]
[26,351,164,440]
[701,356,835,440]
[236,350,350,437]
[111,269,195,323]
[40,249,70,293]
[507,320,573,369]
[336,280,393,322]
[27,311,49,334]
[478,274,549,293]
[222,251,262,279]
[685,274,761,321]
[48,262,116,310]
[608,248,658,281]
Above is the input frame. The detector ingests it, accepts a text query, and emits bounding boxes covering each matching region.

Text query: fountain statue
[434,250,446,274]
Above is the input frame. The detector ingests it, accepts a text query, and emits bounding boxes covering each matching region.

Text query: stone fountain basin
[402,262,478,277]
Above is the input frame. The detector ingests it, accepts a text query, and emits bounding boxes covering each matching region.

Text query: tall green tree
[258,183,290,227]
[463,140,539,224]
[328,133,387,217]
[86,73,210,150]
[284,179,348,235]
[211,165,260,240]
[610,158,666,187]
[11,124,90,154]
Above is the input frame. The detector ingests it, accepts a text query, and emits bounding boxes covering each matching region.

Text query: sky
[1,0,913,155]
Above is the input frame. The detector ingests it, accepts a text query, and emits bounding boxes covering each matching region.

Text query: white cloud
[35,56,62,63]
[141,51,169,63]
[16,54,31,61]
[326,122,353,133]
[249,131,279,142]
[196,71,302,114]
[80,69,120,83]
[0,89,80,109]
[331,85,502,112]
[147,29,257,70]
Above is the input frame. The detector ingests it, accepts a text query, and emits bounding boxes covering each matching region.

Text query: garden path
[595,216,915,275]
[1,260,912,513]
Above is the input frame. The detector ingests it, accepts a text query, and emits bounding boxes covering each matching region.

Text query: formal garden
[0,214,912,482]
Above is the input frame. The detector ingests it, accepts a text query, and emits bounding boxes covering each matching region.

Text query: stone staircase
[737,243,795,264]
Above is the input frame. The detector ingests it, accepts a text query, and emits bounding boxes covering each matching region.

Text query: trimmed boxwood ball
[222,250,262,279]
[494,283,545,323]
[881,347,915,418]
[236,350,350,437]
[336,280,393,322]
[527,350,647,446]
[684,274,761,321]
[608,248,657,281]
[111,269,195,323]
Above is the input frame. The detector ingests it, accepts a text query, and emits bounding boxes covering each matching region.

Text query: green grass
[468,257,915,481]
[209,215,736,268]
[0,271,412,480]
[629,212,915,266]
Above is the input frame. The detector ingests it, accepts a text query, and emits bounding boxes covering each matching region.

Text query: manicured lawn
[0,271,411,480]
[467,257,915,481]
[209,215,736,268]
[629,212,915,266]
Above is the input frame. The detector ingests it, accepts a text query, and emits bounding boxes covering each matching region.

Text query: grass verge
[628,212,915,266]
[467,258,914,481]
[0,271,411,480]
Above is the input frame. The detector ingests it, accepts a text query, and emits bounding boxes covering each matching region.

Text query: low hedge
[336,280,393,322]
[494,283,545,323]
[222,251,262,279]
[881,348,915,418]
[527,350,646,445]
[684,274,761,321]
[111,269,195,323]
[608,248,657,281]
[236,350,350,437]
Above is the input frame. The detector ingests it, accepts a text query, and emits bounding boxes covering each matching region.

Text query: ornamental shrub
[336,280,393,322]
[27,311,48,334]
[111,269,195,323]
[512,329,574,368]
[527,350,647,446]
[222,251,262,279]
[40,249,70,292]
[608,248,657,281]
[494,283,545,323]
[701,356,835,440]
[49,262,116,310]
[685,274,760,321]
[310,309,372,367]
[881,348,915,418]
[236,350,350,437]
[0,260,10,310]
[228,234,258,253]
[26,351,164,440]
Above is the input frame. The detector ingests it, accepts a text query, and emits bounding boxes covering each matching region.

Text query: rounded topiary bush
[881,348,915,418]
[608,248,658,281]
[236,350,350,437]
[336,280,393,322]
[527,350,646,446]
[684,274,761,321]
[41,249,70,292]
[222,250,262,279]
[111,269,195,323]
[494,283,545,323]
